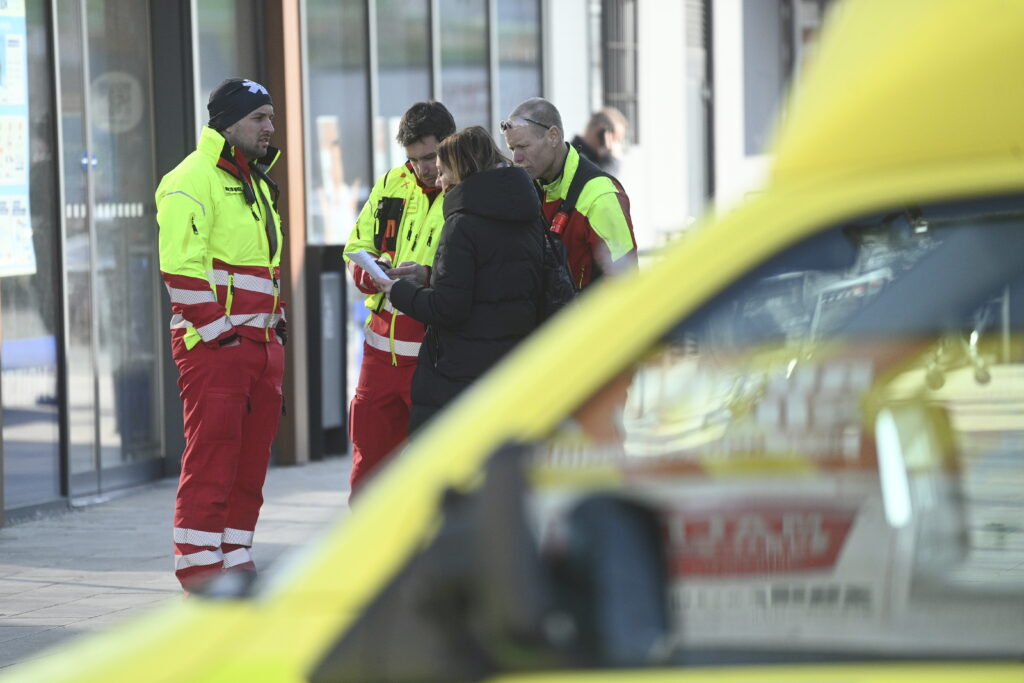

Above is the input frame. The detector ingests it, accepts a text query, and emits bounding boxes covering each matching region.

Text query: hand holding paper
[387,261,429,286]
[346,250,392,281]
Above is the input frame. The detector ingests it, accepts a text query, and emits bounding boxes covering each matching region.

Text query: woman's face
[437,158,456,193]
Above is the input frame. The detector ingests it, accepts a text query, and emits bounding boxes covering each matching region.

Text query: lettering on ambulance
[665,505,856,575]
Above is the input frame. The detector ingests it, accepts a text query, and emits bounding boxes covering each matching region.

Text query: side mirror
[874,401,967,574]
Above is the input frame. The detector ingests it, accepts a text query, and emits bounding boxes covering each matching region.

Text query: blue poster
[0,0,32,278]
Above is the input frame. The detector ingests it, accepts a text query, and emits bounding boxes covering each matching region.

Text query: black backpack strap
[550,152,611,234]
[560,152,608,215]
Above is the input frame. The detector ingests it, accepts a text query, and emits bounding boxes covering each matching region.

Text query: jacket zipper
[225,274,235,315]
[269,268,279,341]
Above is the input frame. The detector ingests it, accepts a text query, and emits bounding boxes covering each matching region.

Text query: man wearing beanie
[155,77,286,592]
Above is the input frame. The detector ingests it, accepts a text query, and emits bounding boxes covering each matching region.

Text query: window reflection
[84,0,161,468]
[374,0,430,176]
[194,0,263,137]
[305,0,370,245]
[530,198,1024,660]
[1,1,61,509]
[440,0,489,129]
[57,0,97,485]
[496,0,541,120]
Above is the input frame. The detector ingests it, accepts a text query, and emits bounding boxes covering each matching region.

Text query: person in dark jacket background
[373,126,543,434]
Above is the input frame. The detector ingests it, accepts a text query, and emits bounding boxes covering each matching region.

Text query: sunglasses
[499,116,550,132]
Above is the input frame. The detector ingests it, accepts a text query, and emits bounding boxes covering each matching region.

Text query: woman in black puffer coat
[376,126,544,434]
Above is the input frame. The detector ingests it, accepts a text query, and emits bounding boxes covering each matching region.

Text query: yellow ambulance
[6,0,1023,680]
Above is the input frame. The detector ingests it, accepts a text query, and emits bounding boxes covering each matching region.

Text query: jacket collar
[538,143,579,200]
[197,126,281,173]
[198,126,281,205]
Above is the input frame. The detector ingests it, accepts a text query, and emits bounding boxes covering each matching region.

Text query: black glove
[275,320,288,346]
[218,333,240,347]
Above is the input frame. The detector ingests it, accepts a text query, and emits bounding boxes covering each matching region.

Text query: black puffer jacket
[390,165,543,433]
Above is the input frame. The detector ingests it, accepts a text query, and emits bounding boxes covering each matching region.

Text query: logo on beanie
[242,80,268,96]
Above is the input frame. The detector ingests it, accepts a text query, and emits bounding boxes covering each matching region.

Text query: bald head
[508,97,564,137]
[502,97,568,182]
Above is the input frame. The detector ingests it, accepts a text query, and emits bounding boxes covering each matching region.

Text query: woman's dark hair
[396,101,456,147]
[437,126,509,185]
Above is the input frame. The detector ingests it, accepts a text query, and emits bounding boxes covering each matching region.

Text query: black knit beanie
[207,78,273,131]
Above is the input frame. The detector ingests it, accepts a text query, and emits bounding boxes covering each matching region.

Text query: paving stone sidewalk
[0,456,350,670]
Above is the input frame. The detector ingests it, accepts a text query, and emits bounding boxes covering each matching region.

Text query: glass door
[58,0,163,498]
[1,0,62,514]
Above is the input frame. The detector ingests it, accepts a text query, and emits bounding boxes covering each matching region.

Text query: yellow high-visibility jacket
[343,163,445,361]
[156,126,285,350]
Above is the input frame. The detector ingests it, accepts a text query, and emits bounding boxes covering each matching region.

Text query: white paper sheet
[345,250,391,281]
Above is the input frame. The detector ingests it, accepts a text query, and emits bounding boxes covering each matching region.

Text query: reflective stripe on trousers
[170,334,284,590]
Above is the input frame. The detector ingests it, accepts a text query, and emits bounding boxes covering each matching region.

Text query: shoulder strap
[548,152,611,235]
[559,152,610,216]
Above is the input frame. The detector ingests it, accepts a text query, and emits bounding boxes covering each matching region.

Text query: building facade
[1,0,828,525]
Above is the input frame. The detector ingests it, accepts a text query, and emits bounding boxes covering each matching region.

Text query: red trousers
[171,334,284,590]
[348,343,417,498]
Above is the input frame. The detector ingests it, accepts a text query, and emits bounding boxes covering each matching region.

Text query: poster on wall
[0,0,34,278]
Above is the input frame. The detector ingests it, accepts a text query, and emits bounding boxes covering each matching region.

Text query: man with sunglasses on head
[343,101,456,499]
[502,97,637,290]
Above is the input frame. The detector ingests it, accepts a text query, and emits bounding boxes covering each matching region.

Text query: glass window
[496,0,541,121]
[602,0,638,144]
[194,0,263,135]
[84,0,162,472]
[374,0,430,176]
[305,0,370,245]
[2,0,62,510]
[742,0,786,155]
[525,195,1024,663]
[685,0,710,221]
[56,0,96,490]
[439,0,489,130]
[58,0,163,498]
[742,0,835,157]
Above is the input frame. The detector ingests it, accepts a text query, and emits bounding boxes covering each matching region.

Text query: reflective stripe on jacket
[539,145,637,289]
[156,126,285,350]
[344,163,446,359]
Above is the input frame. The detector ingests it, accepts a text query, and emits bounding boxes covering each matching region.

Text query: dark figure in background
[571,106,628,176]
[373,126,544,434]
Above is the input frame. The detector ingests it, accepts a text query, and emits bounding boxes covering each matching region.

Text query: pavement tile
[5,599,115,621]
[0,456,350,670]
[0,627,83,669]
[0,579,55,597]
[0,596,66,618]
[0,626,55,645]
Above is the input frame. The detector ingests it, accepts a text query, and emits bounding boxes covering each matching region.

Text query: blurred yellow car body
[6,0,1023,680]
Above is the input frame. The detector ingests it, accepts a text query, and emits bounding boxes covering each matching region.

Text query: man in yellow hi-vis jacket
[502,97,637,290]
[343,102,456,499]
[155,78,286,592]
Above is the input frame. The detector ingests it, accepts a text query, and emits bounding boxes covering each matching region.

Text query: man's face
[223,104,275,161]
[405,135,440,188]
[503,123,558,181]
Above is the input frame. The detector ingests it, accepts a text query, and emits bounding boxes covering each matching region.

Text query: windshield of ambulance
[529,195,1024,663]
